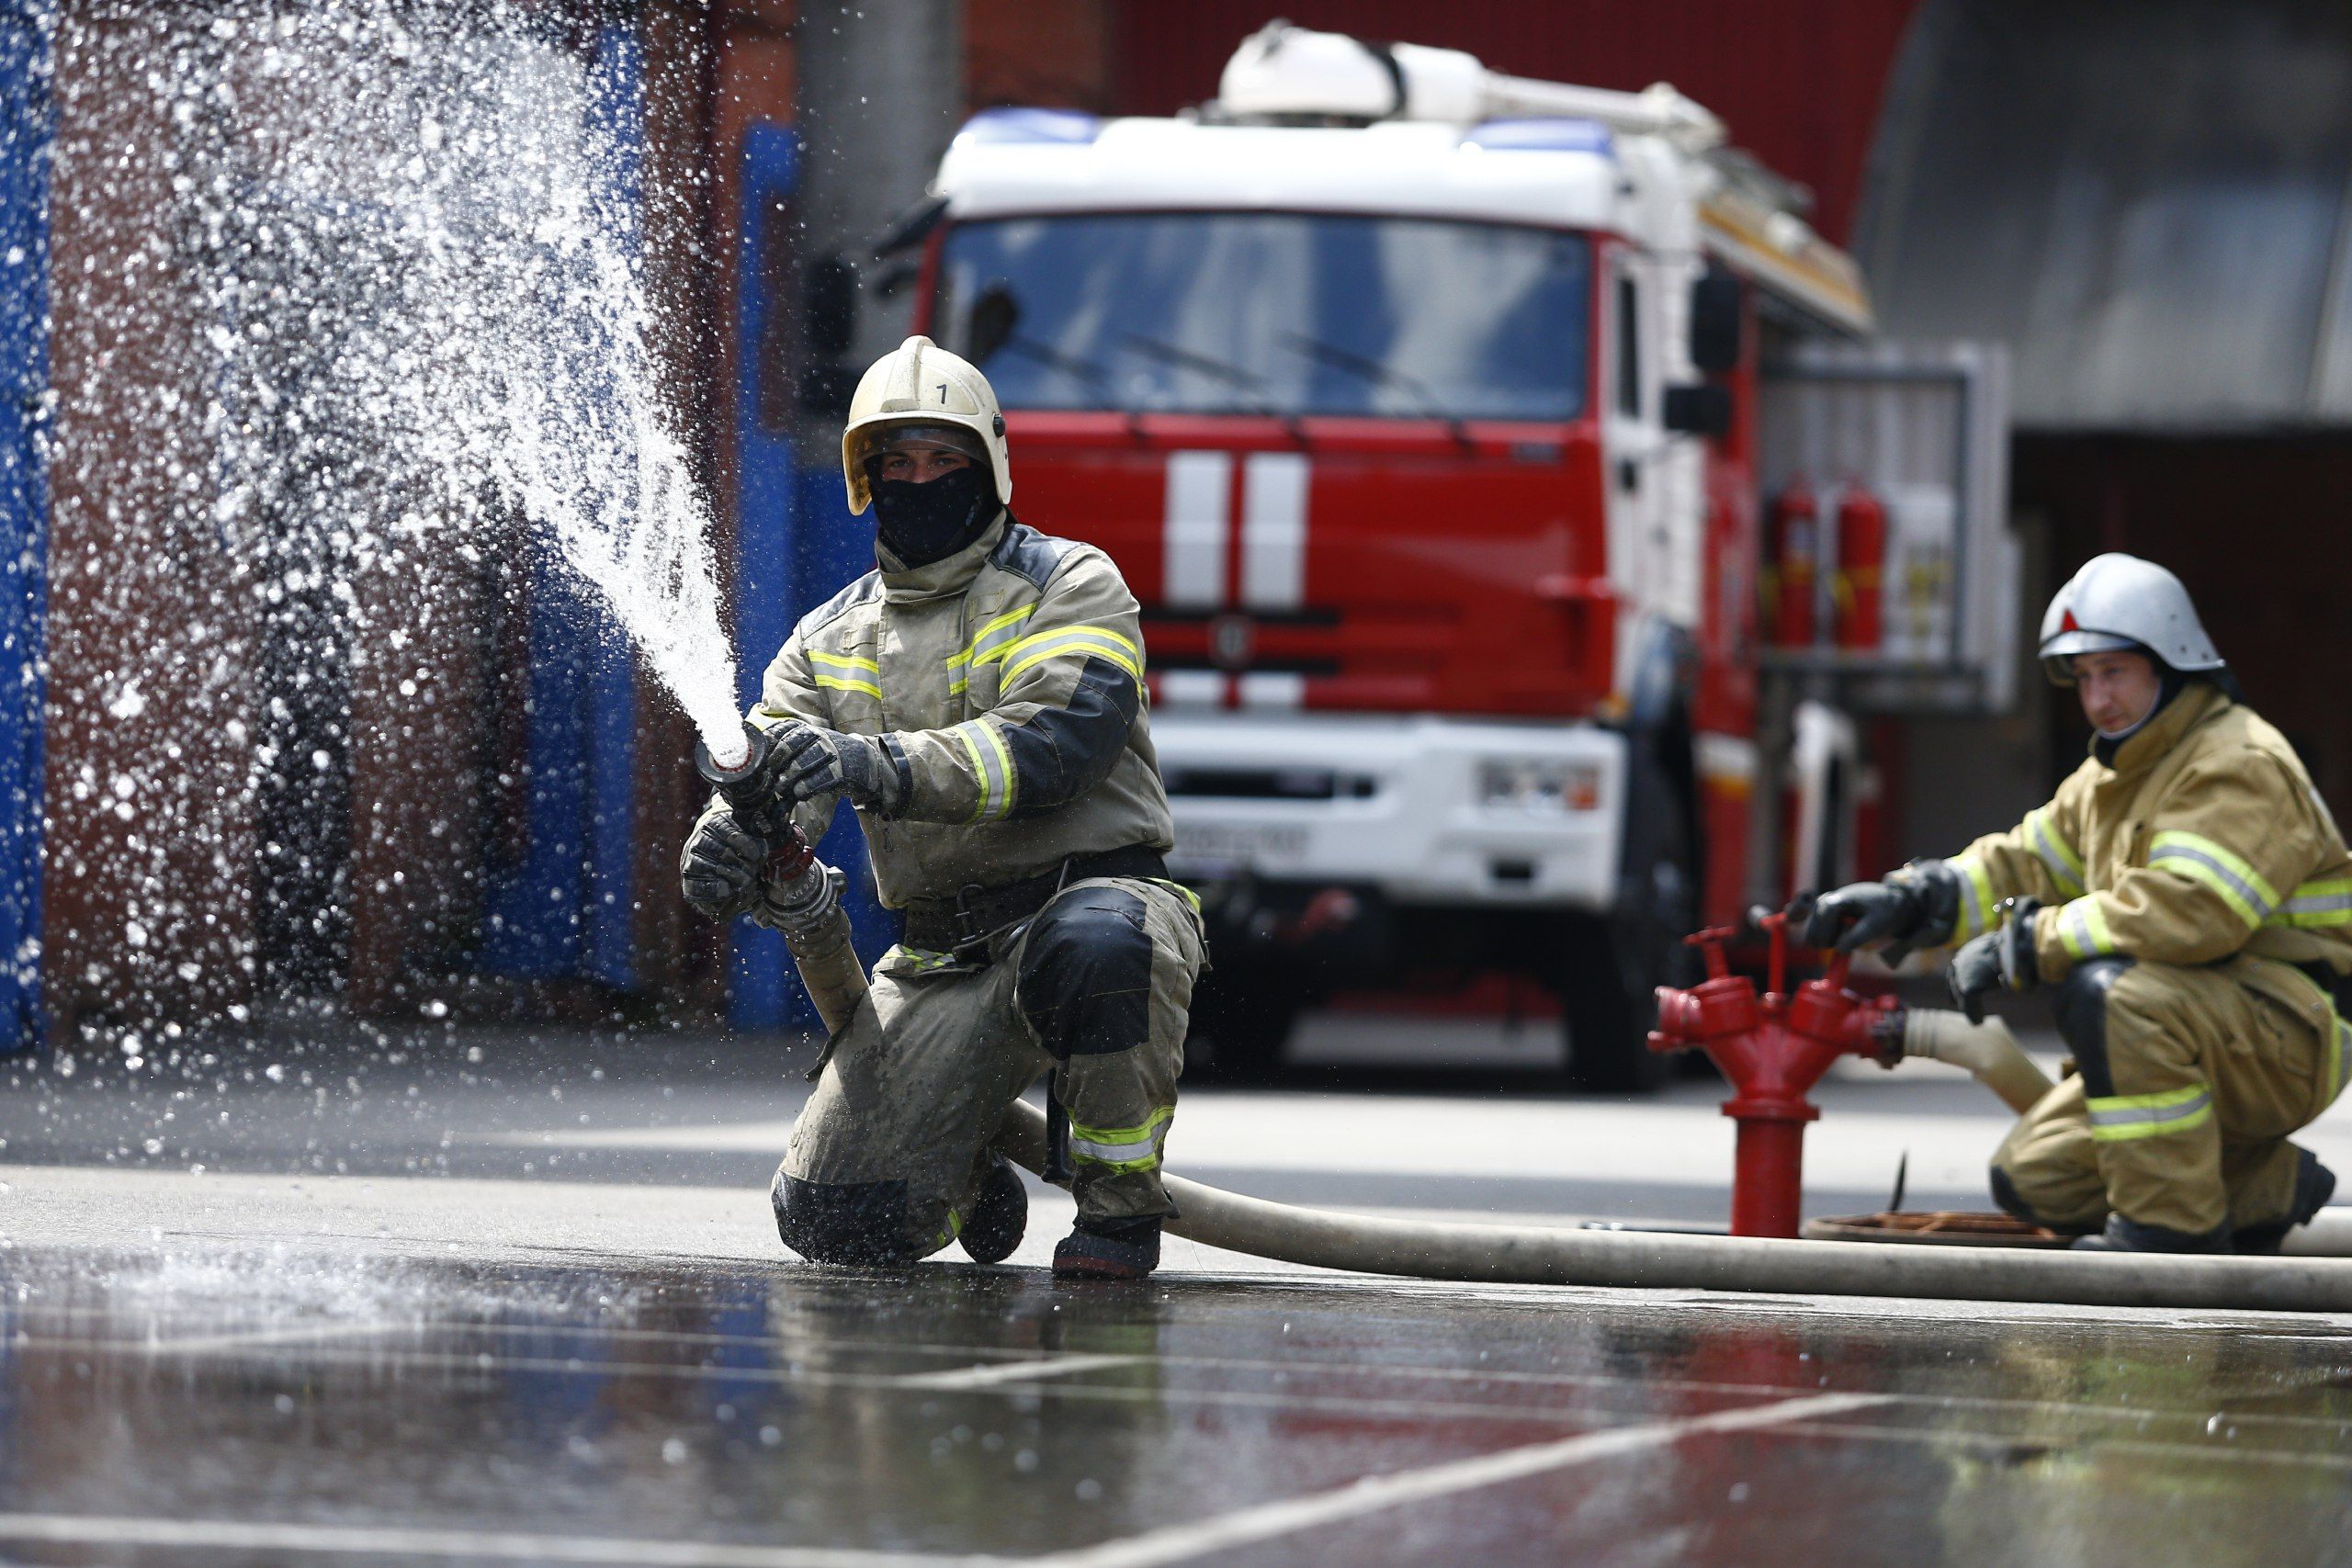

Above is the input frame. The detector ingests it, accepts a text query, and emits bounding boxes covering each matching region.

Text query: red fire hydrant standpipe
[1647,912,1894,1238]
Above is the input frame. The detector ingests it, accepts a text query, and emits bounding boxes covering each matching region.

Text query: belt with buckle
[901,844,1168,962]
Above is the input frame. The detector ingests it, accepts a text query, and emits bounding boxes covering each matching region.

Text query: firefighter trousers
[771,875,1205,1264]
[1990,956,2347,1241]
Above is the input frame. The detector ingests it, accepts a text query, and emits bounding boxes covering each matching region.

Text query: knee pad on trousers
[1018,887,1153,1061]
[1990,1163,2098,1236]
[2052,957,2134,1099]
[1988,1165,2041,1225]
[772,1173,927,1265]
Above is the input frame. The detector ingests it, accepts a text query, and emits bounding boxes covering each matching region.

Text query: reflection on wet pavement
[0,1243,2347,1564]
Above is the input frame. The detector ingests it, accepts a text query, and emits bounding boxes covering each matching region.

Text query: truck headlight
[1479,759,1602,814]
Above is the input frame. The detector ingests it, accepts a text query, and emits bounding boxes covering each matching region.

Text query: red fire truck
[899,24,2012,1089]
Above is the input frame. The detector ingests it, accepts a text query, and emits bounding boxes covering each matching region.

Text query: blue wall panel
[729,122,894,1032]
[475,25,641,990]
[727,123,799,1029]
[0,3,48,1054]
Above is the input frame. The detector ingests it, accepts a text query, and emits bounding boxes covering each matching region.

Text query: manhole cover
[1804,1211,2069,1248]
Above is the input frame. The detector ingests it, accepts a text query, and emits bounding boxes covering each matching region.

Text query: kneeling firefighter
[680,336,1205,1280]
[1807,554,2347,1253]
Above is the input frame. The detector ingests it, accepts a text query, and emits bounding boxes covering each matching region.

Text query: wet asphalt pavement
[1,1021,2349,1564]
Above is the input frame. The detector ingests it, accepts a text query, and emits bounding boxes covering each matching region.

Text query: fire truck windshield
[932,212,1591,423]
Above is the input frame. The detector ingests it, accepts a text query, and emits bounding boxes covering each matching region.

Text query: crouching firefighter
[1807,553,2347,1254]
[679,336,1204,1280]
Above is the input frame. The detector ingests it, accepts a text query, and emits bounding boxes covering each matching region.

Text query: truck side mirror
[1689,272,1743,375]
[799,254,859,417]
[804,254,858,358]
[1664,383,1733,437]
[967,283,1021,367]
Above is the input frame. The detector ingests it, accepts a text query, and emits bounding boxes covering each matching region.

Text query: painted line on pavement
[892,1353,1144,1391]
[0,1515,1003,1567]
[6,1322,406,1356]
[1775,1417,2352,1472]
[1042,1392,1890,1568]
[141,1321,402,1355]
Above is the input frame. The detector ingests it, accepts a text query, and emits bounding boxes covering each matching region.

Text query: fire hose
[699,738,2352,1311]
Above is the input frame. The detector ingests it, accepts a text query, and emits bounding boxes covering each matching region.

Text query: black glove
[679,803,766,922]
[1947,896,2041,1024]
[776,722,905,815]
[1802,878,1928,953]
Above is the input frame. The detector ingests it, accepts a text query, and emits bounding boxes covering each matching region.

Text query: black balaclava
[870,465,994,569]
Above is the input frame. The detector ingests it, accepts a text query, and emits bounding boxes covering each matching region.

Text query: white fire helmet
[2038,552,2225,685]
[840,335,1012,516]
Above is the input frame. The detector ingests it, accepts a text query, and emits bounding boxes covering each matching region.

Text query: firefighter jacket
[1939,682,2352,1021]
[745,513,1175,908]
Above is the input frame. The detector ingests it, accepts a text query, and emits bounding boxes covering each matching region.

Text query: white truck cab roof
[931,22,1871,336]
[937,112,1624,235]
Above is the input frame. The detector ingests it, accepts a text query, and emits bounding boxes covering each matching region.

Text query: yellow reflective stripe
[2026,808,2086,898]
[955,724,996,822]
[1951,855,1996,938]
[881,944,961,973]
[813,674,885,701]
[982,724,1016,819]
[808,650,881,674]
[2324,1010,2342,1109]
[2270,876,2352,929]
[954,718,1015,822]
[2086,1083,2214,1143]
[999,626,1145,686]
[2147,829,2279,926]
[1153,878,1203,918]
[946,606,1038,671]
[2057,897,2115,960]
[1068,1106,1174,1172]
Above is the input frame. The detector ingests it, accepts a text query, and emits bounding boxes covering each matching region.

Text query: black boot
[2232,1150,2337,1256]
[958,1155,1027,1265]
[1053,1216,1161,1280]
[2070,1213,2233,1254]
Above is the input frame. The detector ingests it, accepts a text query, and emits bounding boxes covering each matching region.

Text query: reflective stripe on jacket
[1941,683,2352,996]
[744,513,1174,908]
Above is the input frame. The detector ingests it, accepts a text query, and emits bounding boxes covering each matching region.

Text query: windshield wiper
[998,336,1115,408]
[1114,332,1307,443]
[1278,332,1474,450]
[996,336,1150,441]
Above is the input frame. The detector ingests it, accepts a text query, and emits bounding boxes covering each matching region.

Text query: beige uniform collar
[2098,681,2227,779]
[876,513,1010,603]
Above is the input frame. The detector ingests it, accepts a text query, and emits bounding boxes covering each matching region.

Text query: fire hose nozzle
[695,721,773,792]
[694,722,818,888]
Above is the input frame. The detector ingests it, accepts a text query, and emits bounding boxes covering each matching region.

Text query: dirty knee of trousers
[2052,957,2133,1098]
[1016,887,1154,1059]
[771,1170,940,1266]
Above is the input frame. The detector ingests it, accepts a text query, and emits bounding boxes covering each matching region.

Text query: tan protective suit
[1941,684,2352,1238]
[717,513,1205,1263]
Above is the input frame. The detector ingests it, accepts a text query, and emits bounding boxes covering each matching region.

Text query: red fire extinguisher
[1833,482,1886,650]
[1763,477,1818,648]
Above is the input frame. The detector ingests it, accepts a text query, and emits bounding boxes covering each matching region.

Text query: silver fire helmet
[841,336,1012,516]
[2038,553,2225,685]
